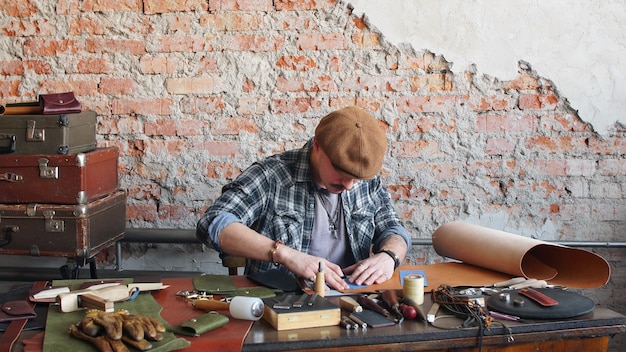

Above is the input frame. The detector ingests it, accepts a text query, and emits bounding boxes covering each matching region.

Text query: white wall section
[348,0,626,136]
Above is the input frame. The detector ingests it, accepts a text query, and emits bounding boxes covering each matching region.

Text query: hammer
[191,296,265,321]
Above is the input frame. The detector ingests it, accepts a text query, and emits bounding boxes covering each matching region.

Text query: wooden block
[262,293,340,330]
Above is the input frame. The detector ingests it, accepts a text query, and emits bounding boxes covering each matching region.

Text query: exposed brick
[153,35,216,52]
[127,183,162,200]
[2,19,56,36]
[139,55,179,74]
[23,39,83,56]
[75,58,113,74]
[203,161,241,179]
[393,140,441,159]
[211,117,258,135]
[477,113,537,133]
[272,97,322,114]
[86,38,146,54]
[99,77,137,94]
[275,55,318,71]
[223,34,285,52]
[145,119,206,136]
[157,205,196,221]
[180,96,225,114]
[193,141,239,157]
[352,32,381,49]
[126,203,158,221]
[0,81,21,98]
[200,13,263,31]
[81,0,142,12]
[39,79,99,95]
[397,95,459,113]
[297,32,347,50]
[0,61,25,75]
[237,97,270,115]
[209,0,273,11]
[343,75,408,92]
[2,0,37,17]
[144,0,207,14]
[518,93,558,110]
[111,98,173,115]
[166,77,222,94]
[505,72,541,91]
[69,16,107,36]
[598,158,626,176]
[485,137,516,155]
[275,0,336,11]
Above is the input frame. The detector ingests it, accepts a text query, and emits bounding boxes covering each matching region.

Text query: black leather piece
[487,288,595,319]
[247,269,300,292]
[0,284,47,332]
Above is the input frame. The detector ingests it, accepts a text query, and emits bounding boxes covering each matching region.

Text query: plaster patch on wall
[348,0,626,136]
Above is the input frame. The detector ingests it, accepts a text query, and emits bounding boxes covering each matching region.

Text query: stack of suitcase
[0,111,126,278]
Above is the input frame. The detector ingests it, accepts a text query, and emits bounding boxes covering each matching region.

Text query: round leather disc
[486,288,594,319]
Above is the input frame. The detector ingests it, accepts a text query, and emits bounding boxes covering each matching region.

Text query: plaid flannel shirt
[196,139,410,275]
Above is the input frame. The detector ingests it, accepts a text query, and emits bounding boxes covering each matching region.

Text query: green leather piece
[233,286,278,298]
[42,279,190,352]
[193,274,237,294]
[170,312,229,336]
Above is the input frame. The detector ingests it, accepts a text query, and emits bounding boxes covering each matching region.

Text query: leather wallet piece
[38,92,82,115]
[193,275,237,294]
[174,312,229,336]
[0,300,37,323]
[247,269,300,292]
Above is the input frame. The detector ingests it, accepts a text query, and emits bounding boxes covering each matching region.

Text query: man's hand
[343,252,395,286]
[276,246,349,291]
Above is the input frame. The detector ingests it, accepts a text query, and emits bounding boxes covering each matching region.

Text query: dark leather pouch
[39,92,82,115]
[0,301,37,323]
[172,312,229,336]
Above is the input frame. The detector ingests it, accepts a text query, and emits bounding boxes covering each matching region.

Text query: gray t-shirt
[309,187,355,268]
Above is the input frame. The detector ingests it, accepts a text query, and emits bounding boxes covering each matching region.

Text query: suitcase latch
[26,120,45,142]
[0,172,23,182]
[43,210,64,232]
[38,158,58,179]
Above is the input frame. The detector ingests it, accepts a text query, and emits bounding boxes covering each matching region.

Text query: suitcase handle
[0,133,17,154]
[0,226,18,247]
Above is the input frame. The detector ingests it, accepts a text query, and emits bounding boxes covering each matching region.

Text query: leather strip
[0,281,47,352]
[519,288,559,307]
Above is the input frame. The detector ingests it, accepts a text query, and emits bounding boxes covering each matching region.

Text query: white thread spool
[228,296,265,321]
[403,274,424,305]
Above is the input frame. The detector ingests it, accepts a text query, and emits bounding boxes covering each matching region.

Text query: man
[197,106,411,291]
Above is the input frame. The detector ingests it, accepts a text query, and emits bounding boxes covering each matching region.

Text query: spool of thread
[403,274,424,305]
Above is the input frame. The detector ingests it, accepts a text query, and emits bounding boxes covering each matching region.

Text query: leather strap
[0,281,48,352]
[519,288,559,307]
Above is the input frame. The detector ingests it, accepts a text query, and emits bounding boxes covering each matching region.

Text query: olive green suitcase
[0,111,96,155]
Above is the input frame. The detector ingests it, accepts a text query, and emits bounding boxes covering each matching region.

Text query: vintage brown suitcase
[0,111,96,155]
[0,147,119,204]
[0,189,126,259]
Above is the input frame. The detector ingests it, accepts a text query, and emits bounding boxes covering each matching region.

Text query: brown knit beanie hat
[315,106,387,179]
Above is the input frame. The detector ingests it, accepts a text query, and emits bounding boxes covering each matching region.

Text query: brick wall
[1,0,625,348]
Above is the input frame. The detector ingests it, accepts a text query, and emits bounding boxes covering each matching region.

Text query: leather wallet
[0,301,37,323]
[38,92,82,115]
[174,312,229,336]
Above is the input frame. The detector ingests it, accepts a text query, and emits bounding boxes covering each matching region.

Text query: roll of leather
[432,221,610,288]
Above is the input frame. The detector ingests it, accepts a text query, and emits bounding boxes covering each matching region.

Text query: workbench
[2,271,625,351]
